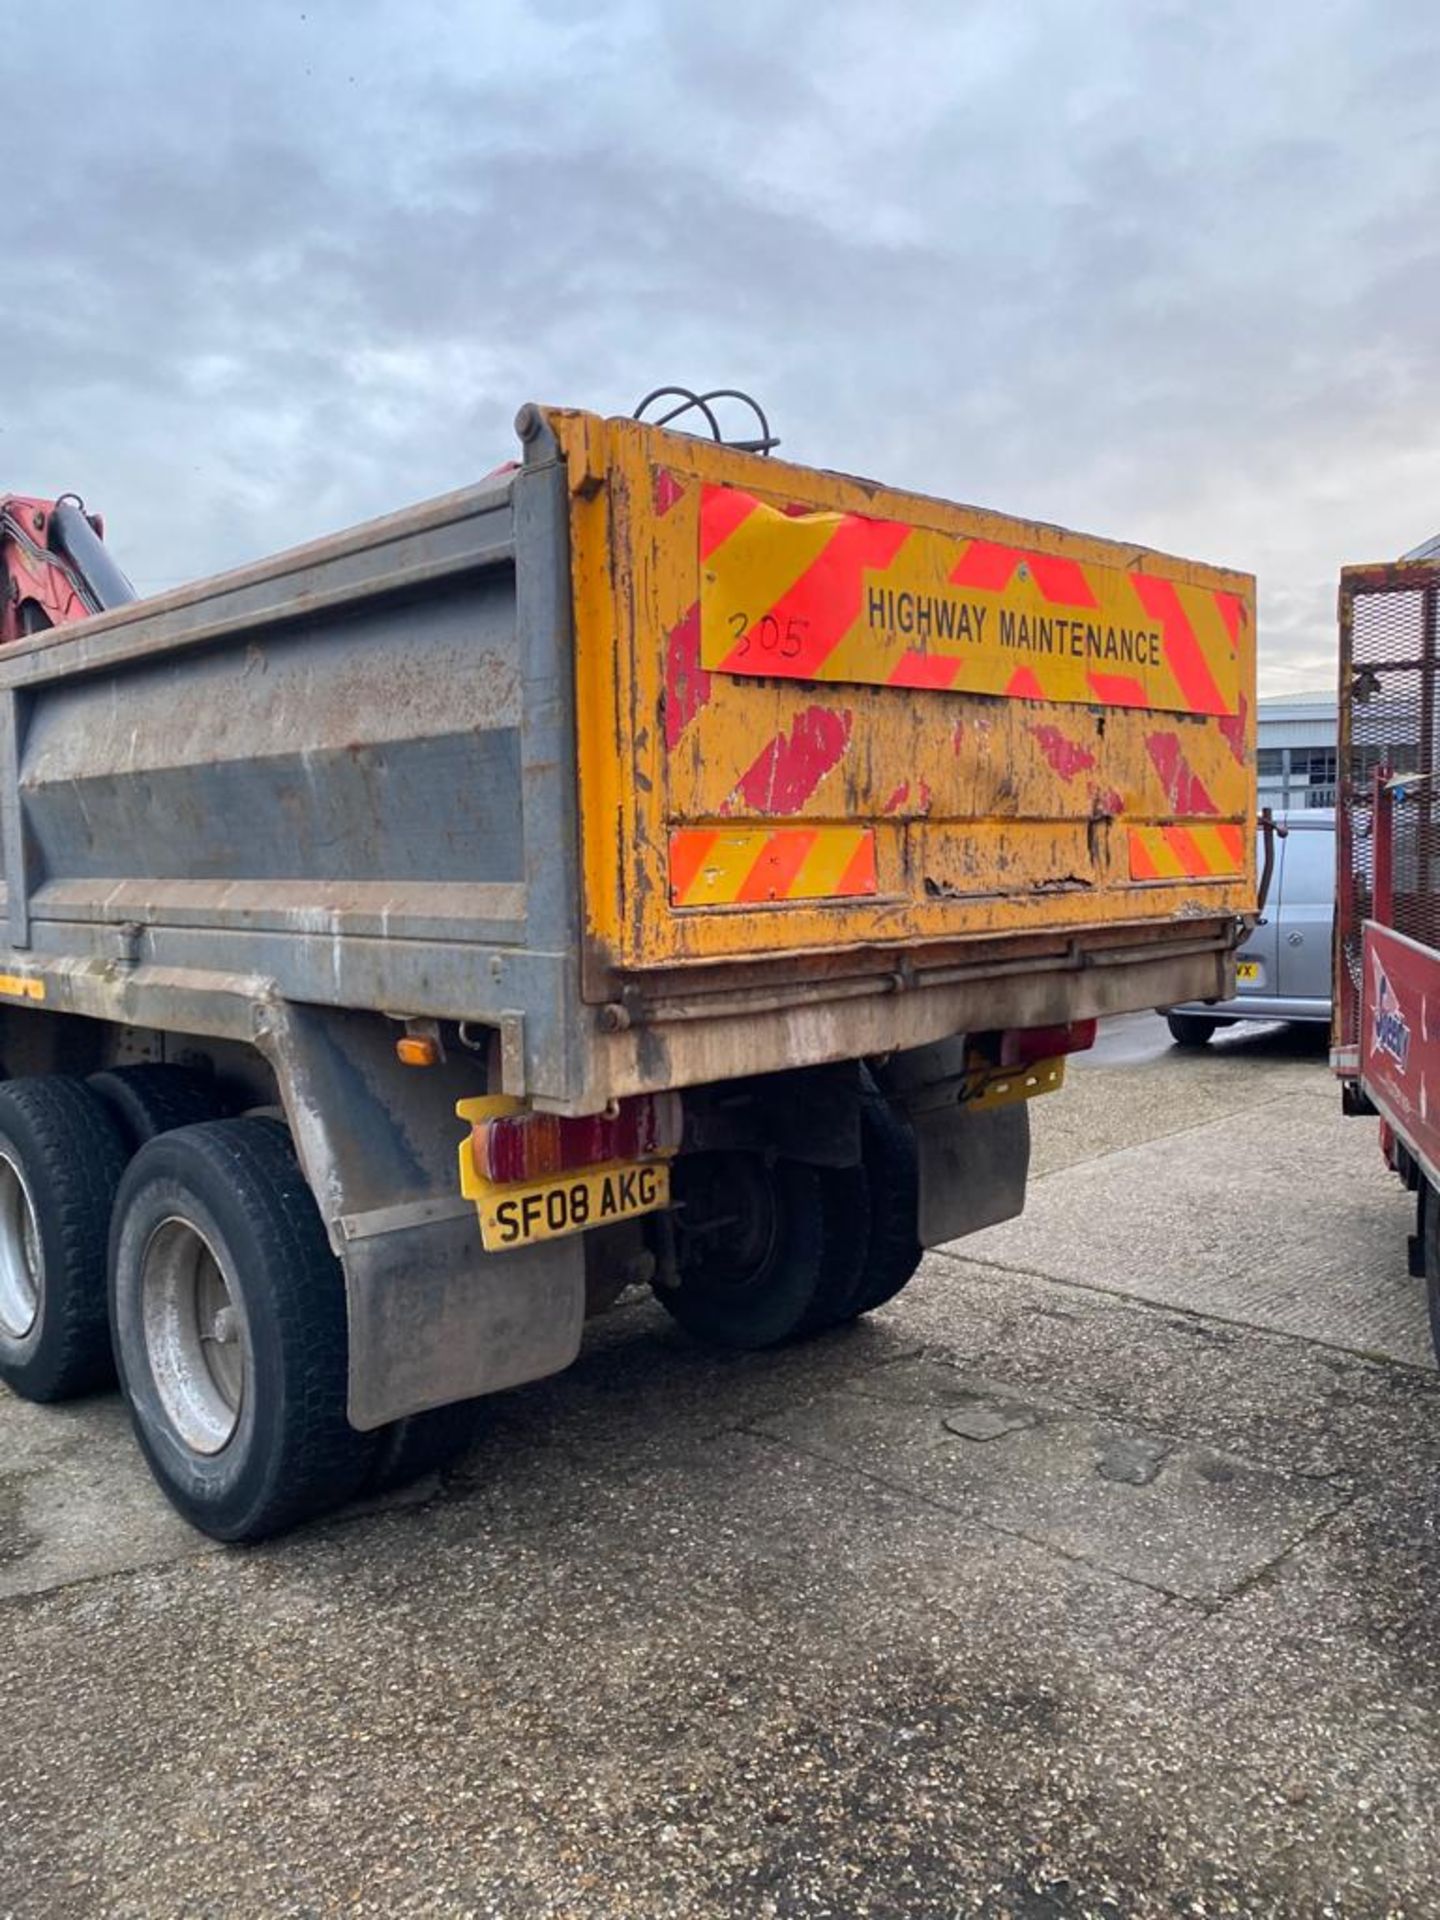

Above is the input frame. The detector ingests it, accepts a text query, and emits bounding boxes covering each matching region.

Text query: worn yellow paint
[669,826,876,907]
[0,973,45,1002]
[1126,822,1246,882]
[701,490,1240,716]
[548,408,1256,974]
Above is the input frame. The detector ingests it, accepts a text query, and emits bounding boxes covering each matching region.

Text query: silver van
[1163,810,1334,1046]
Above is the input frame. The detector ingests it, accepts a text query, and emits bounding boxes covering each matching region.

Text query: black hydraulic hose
[48,497,136,612]
[1256,807,1286,913]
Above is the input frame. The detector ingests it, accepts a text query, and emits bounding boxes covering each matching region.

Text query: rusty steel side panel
[554,410,1256,980]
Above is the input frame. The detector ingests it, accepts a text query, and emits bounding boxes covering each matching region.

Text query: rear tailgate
[552,410,1255,981]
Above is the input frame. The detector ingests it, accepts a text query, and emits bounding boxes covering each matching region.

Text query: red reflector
[1008,1019,1097,1067]
[471,1092,682,1184]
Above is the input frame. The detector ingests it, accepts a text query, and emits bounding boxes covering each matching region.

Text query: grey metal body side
[0,452,592,1426]
[0,457,588,1096]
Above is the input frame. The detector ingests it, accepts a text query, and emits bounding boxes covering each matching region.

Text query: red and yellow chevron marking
[1127,823,1246,882]
[699,486,1242,718]
[669,826,877,908]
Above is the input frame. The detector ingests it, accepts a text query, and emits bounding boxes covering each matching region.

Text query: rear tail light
[1005,1019,1097,1067]
[469,1091,683,1185]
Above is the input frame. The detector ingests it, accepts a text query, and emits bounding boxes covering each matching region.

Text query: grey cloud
[2,0,1439,689]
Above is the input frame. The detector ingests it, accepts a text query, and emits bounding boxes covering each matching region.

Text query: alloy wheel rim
[139,1217,246,1454]
[0,1152,41,1340]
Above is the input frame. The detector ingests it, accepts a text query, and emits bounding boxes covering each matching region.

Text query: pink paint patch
[950,539,1020,593]
[652,468,685,516]
[664,603,712,749]
[948,542,1096,608]
[781,501,817,518]
[1213,589,1246,649]
[1005,666,1046,701]
[884,782,911,814]
[1131,574,1227,716]
[732,706,854,816]
[1028,723,1096,782]
[951,718,966,755]
[1086,670,1150,709]
[889,650,964,689]
[1217,691,1248,765]
[1146,731,1219,816]
[700,486,761,560]
[1093,788,1125,817]
[916,779,933,814]
[1026,553,1098,609]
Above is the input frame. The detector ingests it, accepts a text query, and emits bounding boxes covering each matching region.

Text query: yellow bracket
[962,1057,1067,1112]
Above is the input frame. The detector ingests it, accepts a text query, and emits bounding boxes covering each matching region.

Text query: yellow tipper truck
[0,402,1256,1537]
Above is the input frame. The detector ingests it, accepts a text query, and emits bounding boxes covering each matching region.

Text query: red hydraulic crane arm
[0,493,134,642]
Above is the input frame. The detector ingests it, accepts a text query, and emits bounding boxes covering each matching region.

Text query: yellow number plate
[1236,959,1260,982]
[476,1161,670,1251]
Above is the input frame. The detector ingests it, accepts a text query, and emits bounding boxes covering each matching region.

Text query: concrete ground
[2,1015,1438,1918]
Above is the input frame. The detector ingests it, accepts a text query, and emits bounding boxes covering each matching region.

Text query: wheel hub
[140,1217,247,1454]
[0,1152,41,1340]
[674,1152,782,1293]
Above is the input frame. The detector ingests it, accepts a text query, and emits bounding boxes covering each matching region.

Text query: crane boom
[0,493,134,642]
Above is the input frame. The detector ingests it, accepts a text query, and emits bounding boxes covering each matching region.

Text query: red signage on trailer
[1358,920,1440,1187]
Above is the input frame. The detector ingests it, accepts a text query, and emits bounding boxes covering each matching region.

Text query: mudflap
[260,999,586,1431]
[910,1101,1030,1247]
[871,1036,1031,1248]
[340,1208,584,1431]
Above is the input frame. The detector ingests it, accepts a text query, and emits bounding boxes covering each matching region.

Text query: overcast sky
[6,0,1437,693]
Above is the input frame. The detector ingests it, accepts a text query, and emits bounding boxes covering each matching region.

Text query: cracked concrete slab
[889,1251,1440,1480]
[966,1073,1426,1365]
[0,1395,215,1602]
[753,1361,1347,1604]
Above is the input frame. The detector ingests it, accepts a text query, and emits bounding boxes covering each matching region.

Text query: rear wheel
[0,1077,129,1402]
[1166,1012,1218,1048]
[89,1063,232,1149]
[797,1161,873,1334]
[367,1399,485,1494]
[1423,1177,1440,1372]
[109,1118,375,1542]
[654,1152,834,1350]
[847,1087,923,1317]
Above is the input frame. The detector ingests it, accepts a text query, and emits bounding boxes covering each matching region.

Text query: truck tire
[1423,1177,1440,1372]
[0,1078,130,1402]
[89,1064,233,1149]
[222,1108,488,1498]
[109,1118,376,1542]
[795,1162,873,1335]
[654,1151,832,1350]
[846,1087,923,1316]
[1166,1012,1217,1048]
[367,1398,485,1494]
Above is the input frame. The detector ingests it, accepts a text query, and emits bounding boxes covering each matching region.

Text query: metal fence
[1336,564,1440,1051]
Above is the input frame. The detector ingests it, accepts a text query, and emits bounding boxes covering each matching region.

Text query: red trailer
[1336,560,1440,1362]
